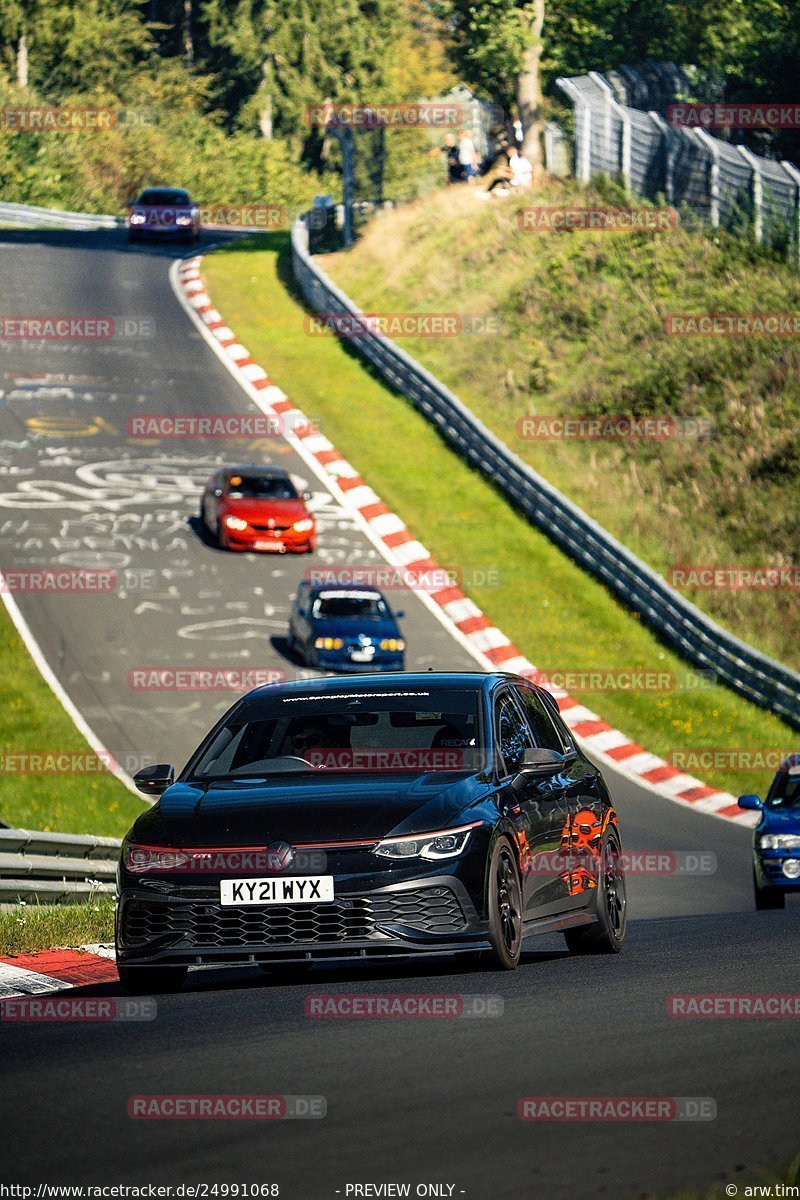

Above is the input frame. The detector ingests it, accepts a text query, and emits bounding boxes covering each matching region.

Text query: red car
[200,466,316,553]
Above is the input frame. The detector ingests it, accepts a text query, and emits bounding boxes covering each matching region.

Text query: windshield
[227,474,298,500]
[138,190,191,206]
[186,688,482,779]
[767,769,800,809]
[312,593,388,620]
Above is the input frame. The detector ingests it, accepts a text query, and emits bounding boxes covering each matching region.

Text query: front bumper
[754,852,800,890]
[128,224,197,240]
[116,875,488,967]
[225,529,312,554]
[314,653,405,673]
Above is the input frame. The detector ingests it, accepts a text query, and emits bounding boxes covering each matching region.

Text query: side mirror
[738,793,763,811]
[520,747,567,774]
[127,199,136,207]
[303,491,313,501]
[133,764,174,797]
[394,610,405,620]
[509,748,566,790]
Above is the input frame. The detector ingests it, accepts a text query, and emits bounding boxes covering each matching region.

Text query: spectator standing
[457,128,479,184]
[426,131,461,185]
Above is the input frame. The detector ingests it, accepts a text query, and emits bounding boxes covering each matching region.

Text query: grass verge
[0,602,146,836]
[0,897,115,955]
[321,181,800,672]
[202,233,794,800]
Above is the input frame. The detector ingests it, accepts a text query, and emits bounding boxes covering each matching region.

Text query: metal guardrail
[0,201,122,230]
[0,828,120,904]
[556,66,800,264]
[291,215,800,729]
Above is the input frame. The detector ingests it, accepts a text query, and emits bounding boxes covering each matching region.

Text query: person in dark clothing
[427,131,461,184]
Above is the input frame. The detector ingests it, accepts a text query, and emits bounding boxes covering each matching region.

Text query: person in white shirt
[508,146,532,187]
[457,129,479,183]
[483,145,532,194]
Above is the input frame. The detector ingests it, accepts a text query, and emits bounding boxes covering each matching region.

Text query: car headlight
[293,518,314,532]
[224,515,249,531]
[760,834,800,850]
[374,822,481,860]
[129,212,146,224]
[315,636,343,650]
[175,215,192,226]
[124,843,189,873]
[379,638,405,652]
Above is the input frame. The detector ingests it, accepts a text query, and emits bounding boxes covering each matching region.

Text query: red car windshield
[226,475,298,500]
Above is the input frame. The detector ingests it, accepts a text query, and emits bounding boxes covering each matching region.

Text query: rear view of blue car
[739,754,800,909]
[288,580,405,672]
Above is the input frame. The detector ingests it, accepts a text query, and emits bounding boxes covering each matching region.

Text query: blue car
[288,580,405,672]
[739,754,800,909]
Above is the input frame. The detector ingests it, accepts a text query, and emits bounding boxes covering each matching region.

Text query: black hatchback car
[117,672,626,992]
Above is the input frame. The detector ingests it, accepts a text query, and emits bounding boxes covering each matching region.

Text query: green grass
[669,1150,800,1198]
[0,603,146,836]
[202,233,794,801]
[0,897,115,955]
[322,180,800,673]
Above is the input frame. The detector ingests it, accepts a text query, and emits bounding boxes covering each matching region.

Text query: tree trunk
[17,33,28,89]
[516,0,545,179]
[183,0,194,64]
[259,93,273,140]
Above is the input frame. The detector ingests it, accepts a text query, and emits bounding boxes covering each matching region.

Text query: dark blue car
[288,580,405,672]
[739,754,800,909]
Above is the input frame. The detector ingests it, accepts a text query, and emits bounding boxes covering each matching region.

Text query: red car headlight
[293,518,314,533]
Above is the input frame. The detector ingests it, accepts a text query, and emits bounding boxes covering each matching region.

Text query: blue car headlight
[760,834,800,850]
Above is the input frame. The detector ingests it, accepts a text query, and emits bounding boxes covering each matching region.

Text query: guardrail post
[780,160,800,268]
[590,71,631,189]
[556,78,592,184]
[736,145,763,243]
[648,111,674,203]
[620,109,632,191]
[694,129,720,228]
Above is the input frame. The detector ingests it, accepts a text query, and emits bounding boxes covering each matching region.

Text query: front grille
[249,523,289,532]
[122,887,466,949]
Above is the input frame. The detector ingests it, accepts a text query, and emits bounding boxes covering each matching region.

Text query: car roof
[223,465,291,477]
[308,581,383,596]
[247,671,525,701]
[139,187,190,197]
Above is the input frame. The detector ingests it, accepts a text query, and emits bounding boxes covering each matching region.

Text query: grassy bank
[202,233,794,801]
[0,603,145,836]
[0,897,115,955]
[321,181,800,673]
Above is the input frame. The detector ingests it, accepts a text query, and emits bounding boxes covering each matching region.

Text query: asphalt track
[0,229,798,1199]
